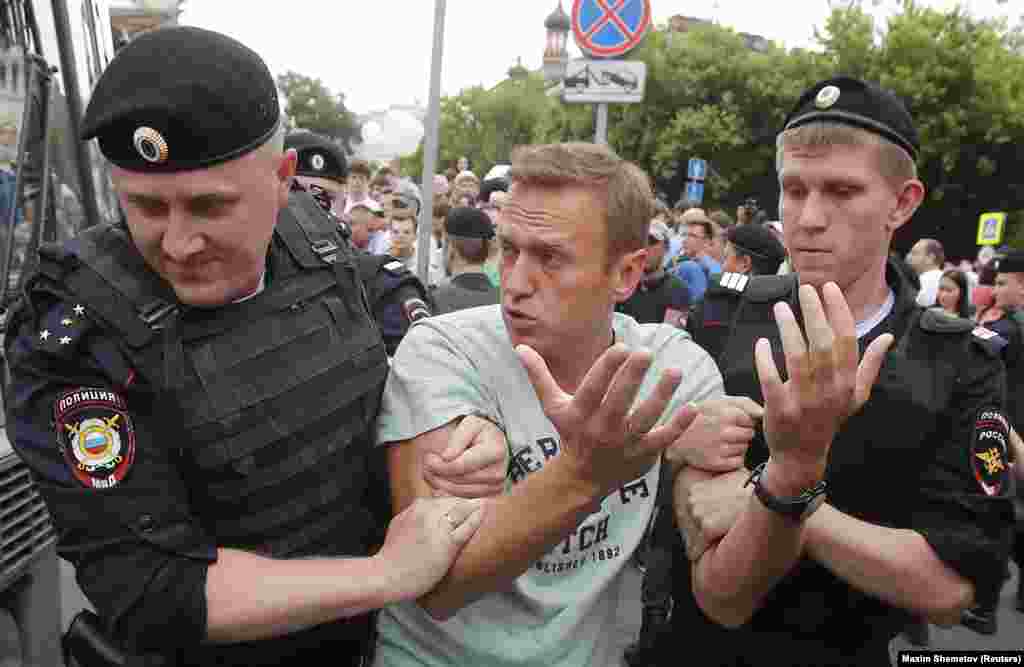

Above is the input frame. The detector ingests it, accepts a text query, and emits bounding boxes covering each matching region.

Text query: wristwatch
[744,462,827,522]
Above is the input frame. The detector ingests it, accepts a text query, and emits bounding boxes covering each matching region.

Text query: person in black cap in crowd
[285,130,347,216]
[649,75,1014,666]
[722,223,786,278]
[616,219,690,328]
[430,206,499,314]
[285,130,433,356]
[3,26,508,667]
[969,249,1024,627]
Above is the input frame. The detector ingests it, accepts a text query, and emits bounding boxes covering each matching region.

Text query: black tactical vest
[38,192,390,561]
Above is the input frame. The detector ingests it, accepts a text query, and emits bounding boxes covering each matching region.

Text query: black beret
[783,76,919,161]
[728,224,786,264]
[285,131,348,183]
[445,206,494,239]
[996,250,1024,274]
[82,26,280,172]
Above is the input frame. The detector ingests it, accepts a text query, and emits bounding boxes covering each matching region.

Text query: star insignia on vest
[39,329,50,341]
[54,388,136,490]
[311,153,325,171]
[718,272,750,293]
[815,85,841,109]
[970,408,1009,497]
[74,304,85,316]
[132,126,169,164]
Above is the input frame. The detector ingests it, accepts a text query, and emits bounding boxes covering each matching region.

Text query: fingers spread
[599,348,654,431]
[754,337,785,408]
[574,343,631,417]
[854,332,894,410]
[517,344,569,412]
[625,367,683,436]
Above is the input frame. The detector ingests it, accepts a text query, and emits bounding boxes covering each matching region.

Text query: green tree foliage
[410,2,1023,258]
[277,72,362,154]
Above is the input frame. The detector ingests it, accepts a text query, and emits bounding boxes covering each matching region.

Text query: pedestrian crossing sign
[977,212,1006,246]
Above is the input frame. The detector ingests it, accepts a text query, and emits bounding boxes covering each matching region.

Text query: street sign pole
[417,0,446,286]
[594,103,608,145]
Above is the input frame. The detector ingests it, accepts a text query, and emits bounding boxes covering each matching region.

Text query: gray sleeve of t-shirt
[376,320,498,447]
[656,330,726,420]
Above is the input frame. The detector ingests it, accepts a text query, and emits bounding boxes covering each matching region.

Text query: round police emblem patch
[54,388,136,490]
[815,85,841,110]
[132,126,169,164]
[969,407,1009,497]
[311,153,325,171]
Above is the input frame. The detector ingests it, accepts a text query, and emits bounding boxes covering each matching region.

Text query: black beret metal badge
[133,126,169,164]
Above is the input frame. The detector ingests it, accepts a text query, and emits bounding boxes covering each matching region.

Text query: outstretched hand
[517,343,698,496]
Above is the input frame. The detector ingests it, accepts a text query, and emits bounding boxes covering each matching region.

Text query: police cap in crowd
[783,76,920,161]
[445,206,494,239]
[81,26,280,172]
[285,131,348,184]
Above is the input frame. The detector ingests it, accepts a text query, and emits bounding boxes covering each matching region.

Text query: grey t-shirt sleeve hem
[375,321,500,447]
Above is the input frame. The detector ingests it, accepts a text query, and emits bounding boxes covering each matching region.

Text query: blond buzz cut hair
[776,121,918,187]
[508,142,655,262]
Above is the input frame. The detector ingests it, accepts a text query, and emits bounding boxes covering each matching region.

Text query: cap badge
[815,85,841,110]
[311,153,325,171]
[132,127,169,164]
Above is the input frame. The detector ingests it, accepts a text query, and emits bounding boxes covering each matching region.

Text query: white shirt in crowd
[916,268,943,307]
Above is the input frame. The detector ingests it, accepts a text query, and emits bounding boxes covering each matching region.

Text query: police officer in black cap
[285,130,433,356]
[3,26,498,667]
[647,76,1015,666]
[430,206,499,315]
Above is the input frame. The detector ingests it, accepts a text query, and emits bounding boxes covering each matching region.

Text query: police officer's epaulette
[709,272,750,297]
[742,274,799,303]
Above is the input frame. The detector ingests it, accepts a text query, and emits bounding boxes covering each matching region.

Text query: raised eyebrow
[189,192,241,207]
[124,193,166,207]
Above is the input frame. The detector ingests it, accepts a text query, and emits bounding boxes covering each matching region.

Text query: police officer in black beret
[648,76,1015,666]
[430,206,499,315]
[3,27,497,667]
[285,130,433,356]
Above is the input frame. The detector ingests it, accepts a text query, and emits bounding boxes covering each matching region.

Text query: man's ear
[612,248,646,304]
[887,178,925,234]
[276,148,298,208]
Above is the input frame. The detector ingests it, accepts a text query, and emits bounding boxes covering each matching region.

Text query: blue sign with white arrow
[688,158,707,182]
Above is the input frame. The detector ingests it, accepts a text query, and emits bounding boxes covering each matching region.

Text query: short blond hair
[776,121,918,186]
[508,142,654,260]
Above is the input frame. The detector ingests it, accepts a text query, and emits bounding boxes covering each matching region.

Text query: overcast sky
[179,0,1019,115]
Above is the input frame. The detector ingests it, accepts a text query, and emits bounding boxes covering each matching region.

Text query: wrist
[547,455,605,515]
[761,458,825,497]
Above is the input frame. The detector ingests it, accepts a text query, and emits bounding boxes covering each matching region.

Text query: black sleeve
[4,295,216,653]
[912,338,1015,604]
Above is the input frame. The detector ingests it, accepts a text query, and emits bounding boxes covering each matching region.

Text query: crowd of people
[4,25,1023,667]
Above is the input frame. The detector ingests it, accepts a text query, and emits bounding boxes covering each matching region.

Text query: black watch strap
[744,462,827,522]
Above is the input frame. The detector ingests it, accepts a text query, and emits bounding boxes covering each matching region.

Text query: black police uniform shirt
[982,308,1024,430]
[616,270,691,327]
[3,204,391,666]
[431,271,500,315]
[666,261,1015,666]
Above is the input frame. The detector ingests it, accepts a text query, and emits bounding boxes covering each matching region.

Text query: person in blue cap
[3,26,505,667]
[652,76,1015,666]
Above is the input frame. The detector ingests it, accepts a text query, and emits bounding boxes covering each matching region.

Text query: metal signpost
[566,0,652,145]
[417,0,447,286]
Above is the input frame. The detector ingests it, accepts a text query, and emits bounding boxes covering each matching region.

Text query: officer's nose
[161,209,206,262]
[794,190,829,232]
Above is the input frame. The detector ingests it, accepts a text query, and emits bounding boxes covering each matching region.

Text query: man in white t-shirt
[374,143,727,667]
[906,237,944,307]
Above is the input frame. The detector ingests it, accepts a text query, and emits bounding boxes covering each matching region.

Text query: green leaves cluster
[277,72,363,154]
[405,1,1024,256]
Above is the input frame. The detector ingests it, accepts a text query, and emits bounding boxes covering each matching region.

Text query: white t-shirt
[916,268,942,307]
[373,306,723,667]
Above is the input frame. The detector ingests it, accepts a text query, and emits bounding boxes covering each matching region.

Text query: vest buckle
[311,239,339,265]
[138,300,178,328]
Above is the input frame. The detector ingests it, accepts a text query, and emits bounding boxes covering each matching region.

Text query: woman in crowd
[935,269,972,319]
